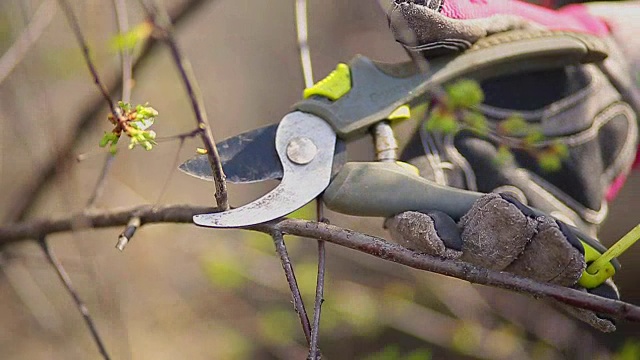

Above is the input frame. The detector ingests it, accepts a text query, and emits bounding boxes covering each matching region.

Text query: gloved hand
[385,194,620,332]
[384,0,640,332]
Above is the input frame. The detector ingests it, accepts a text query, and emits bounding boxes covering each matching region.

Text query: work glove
[384,0,640,332]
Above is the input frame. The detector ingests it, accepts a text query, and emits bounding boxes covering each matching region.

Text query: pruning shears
[180,31,631,290]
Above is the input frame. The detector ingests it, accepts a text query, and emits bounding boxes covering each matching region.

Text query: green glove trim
[579,224,640,288]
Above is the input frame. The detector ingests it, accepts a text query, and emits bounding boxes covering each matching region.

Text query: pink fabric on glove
[606,146,640,201]
[441,0,609,36]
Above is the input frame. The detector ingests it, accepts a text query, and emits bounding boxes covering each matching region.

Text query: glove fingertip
[424,210,463,251]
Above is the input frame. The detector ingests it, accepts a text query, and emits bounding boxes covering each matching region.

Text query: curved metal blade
[179,124,282,183]
[193,112,336,228]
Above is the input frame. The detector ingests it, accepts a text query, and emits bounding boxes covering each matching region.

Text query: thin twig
[38,236,111,360]
[0,0,56,86]
[271,231,312,344]
[85,154,116,208]
[155,128,202,142]
[152,138,187,205]
[85,0,134,209]
[2,210,640,323]
[113,0,134,104]
[295,2,324,356]
[295,0,314,89]
[309,202,326,360]
[9,0,213,223]
[142,0,229,211]
[57,0,120,120]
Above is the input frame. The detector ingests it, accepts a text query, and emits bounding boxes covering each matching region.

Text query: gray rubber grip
[323,162,481,219]
[295,30,608,138]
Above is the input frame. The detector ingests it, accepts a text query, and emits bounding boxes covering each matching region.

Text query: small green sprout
[425,79,568,172]
[537,150,563,172]
[110,22,153,52]
[499,115,528,136]
[99,102,159,154]
[426,107,458,134]
[426,80,488,136]
[463,111,488,135]
[446,79,484,108]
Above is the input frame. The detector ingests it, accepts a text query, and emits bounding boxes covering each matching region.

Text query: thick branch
[0,205,216,241]
[1,209,639,323]
[271,220,640,323]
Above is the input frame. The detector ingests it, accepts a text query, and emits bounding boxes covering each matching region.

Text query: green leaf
[524,129,545,146]
[499,115,528,136]
[494,145,514,166]
[128,131,157,151]
[99,132,119,149]
[426,107,458,134]
[549,142,569,158]
[136,104,159,119]
[117,101,132,113]
[463,111,488,135]
[537,151,562,172]
[110,22,153,52]
[446,79,484,108]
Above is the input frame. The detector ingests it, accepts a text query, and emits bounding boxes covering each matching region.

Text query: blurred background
[0,0,638,358]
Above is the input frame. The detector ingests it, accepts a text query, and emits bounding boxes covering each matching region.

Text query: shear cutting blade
[193,112,337,228]
[179,124,282,183]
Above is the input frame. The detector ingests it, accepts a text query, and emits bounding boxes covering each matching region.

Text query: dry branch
[142,1,229,211]
[57,0,119,119]
[0,0,56,86]
[272,231,312,344]
[39,237,111,360]
[2,206,640,324]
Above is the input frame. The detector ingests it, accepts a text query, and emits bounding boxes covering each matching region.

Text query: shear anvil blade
[179,124,283,183]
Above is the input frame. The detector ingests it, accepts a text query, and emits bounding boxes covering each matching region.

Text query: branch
[57,0,119,119]
[0,0,56,86]
[84,0,135,210]
[8,0,214,222]
[270,220,640,323]
[294,1,324,355]
[2,208,639,323]
[309,203,326,360]
[142,1,229,211]
[272,231,312,344]
[38,237,111,360]
[0,204,216,242]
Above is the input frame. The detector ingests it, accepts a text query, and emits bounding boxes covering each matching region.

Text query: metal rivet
[287,137,317,165]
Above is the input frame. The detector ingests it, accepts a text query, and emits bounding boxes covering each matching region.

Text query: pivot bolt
[287,137,317,165]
